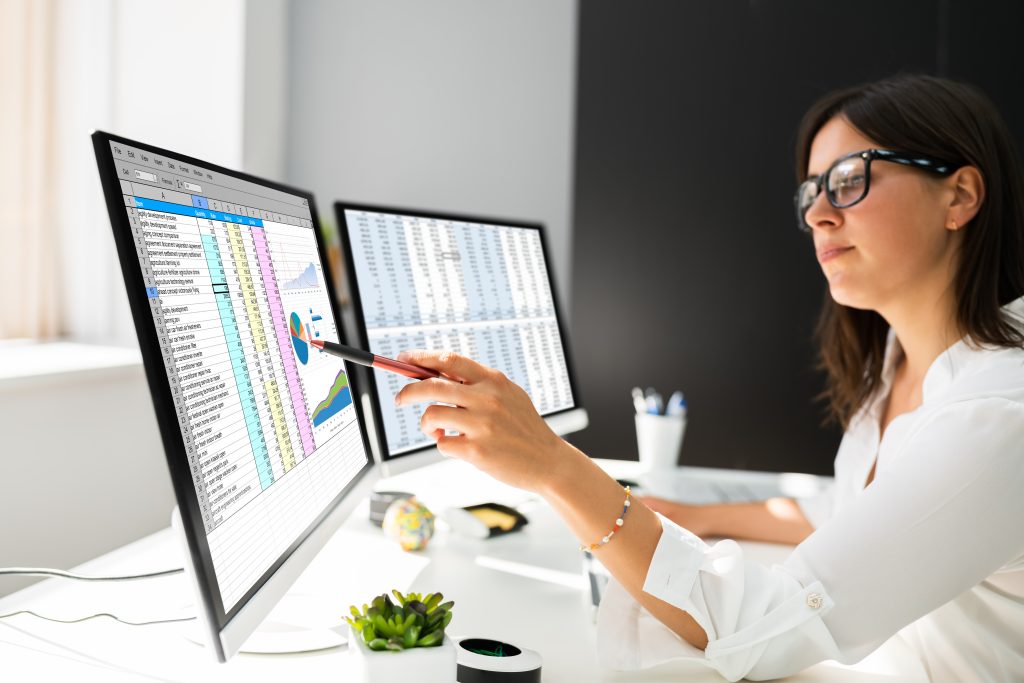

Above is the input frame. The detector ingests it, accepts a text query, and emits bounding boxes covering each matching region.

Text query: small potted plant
[345,590,456,682]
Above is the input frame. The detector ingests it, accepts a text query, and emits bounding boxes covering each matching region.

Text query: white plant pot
[348,627,456,683]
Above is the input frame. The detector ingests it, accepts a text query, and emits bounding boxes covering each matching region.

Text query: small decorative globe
[382,497,436,551]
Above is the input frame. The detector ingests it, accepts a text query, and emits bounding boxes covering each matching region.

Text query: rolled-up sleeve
[597,519,842,681]
[596,398,1024,681]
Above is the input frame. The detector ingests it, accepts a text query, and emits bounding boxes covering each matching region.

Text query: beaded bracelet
[579,486,632,552]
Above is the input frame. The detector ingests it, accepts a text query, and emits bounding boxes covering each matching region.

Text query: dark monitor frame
[334,201,585,466]
[92,131,376,660]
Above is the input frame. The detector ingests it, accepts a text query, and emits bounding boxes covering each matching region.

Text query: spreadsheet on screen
[107,141,366,612]
[345,208,575,456]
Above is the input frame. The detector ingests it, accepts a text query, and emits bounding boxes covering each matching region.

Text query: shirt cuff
[596,575,711,671]
[594,514,713,671]
[642,515,717,637]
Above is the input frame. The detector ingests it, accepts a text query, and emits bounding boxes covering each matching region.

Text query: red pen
[309,339,440,380]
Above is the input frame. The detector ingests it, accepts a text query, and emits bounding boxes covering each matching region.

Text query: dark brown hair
[795,74,1024,428]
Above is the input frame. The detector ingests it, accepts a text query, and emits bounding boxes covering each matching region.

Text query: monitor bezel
[92,131,376,658]
[334,201,585,464]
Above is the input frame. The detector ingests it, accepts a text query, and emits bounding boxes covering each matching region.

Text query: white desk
[0,459,928,681]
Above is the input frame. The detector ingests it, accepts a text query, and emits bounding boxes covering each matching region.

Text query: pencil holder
[635,413,686,471]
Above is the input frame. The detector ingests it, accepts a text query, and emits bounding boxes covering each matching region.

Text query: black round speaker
[455,637,542,683]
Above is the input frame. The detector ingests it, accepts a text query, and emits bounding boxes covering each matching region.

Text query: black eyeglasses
[795,148,957,232]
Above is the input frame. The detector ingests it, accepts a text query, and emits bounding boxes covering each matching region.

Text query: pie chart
[289,311,308,364]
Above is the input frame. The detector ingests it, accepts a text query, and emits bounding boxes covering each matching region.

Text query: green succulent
[345,590,454,652]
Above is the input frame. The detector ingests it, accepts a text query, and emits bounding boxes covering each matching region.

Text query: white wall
[284,0,579,310]
[0,0,253,597]
[54,0,249,348]
[243,0,289,180]
[0,347,173,598]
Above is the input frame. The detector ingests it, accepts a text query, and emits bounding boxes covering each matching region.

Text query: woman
[395,74,1024,681]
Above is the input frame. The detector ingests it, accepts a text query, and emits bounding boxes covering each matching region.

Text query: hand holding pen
[310,339,441,380]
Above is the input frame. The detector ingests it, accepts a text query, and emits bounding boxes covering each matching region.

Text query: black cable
[0,567,184,581]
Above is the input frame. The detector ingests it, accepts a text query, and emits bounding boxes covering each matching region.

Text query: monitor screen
[93,133,374,639]
[338,204,580,459]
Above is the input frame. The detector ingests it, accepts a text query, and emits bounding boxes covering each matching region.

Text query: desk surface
[0,459,928,682]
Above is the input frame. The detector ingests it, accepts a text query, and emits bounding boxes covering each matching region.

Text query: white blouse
[596,297,1024,681]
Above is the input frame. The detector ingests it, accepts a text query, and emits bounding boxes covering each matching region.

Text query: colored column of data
[252,225,316,456]
[227,224,267,353]
[201,234,275,490]
[263,380,296,471]
[227,223,297,473]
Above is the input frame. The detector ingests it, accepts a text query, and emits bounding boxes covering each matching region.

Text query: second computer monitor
[336,203,587,474]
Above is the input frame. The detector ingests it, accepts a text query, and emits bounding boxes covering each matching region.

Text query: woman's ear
[947,166,985,231]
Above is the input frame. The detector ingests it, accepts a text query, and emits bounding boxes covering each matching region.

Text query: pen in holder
[635,412,686,472]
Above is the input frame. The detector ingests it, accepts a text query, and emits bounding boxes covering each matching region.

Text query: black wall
[568,1,1024,474]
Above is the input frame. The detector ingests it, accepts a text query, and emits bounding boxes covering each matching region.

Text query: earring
[949,219,958,231]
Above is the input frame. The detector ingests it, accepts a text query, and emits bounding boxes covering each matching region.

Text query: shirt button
[806,592,824,610]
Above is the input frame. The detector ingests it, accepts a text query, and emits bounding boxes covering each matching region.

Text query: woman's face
[804,116,959,313]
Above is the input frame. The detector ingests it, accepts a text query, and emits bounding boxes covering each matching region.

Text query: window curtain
[1,0,260,346]
[0,0,60,339]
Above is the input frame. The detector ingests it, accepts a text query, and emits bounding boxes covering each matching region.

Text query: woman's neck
[881,288,962,386]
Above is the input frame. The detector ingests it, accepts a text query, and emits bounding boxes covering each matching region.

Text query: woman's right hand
[638,496,712,537]
[393,349,576,495]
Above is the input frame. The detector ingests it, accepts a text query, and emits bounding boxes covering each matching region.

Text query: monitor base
[181,593,347,654]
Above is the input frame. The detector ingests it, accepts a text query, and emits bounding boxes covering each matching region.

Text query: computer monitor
[92,131,378,661]
[335,202,588,475]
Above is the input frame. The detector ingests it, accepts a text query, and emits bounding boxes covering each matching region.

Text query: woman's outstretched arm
[394,349,710,649]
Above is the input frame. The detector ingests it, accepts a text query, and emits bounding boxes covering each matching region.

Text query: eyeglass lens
[827,156,867,208]
[796,154,868,230]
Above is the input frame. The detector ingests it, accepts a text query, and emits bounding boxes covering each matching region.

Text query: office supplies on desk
[455,637,542,683]
[631,386,647,415]
[443,503,529,539]
[644,387,663,415]
[633,387,687,470]
[666,390,687,416]
[636,412,687,471]
[383,497,437,551]
[369,491,414,526]
[310,339,440,380]
[635,387,687,416]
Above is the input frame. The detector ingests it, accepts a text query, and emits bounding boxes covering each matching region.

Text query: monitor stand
[180,596,347,654]
[171,507,347,655]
